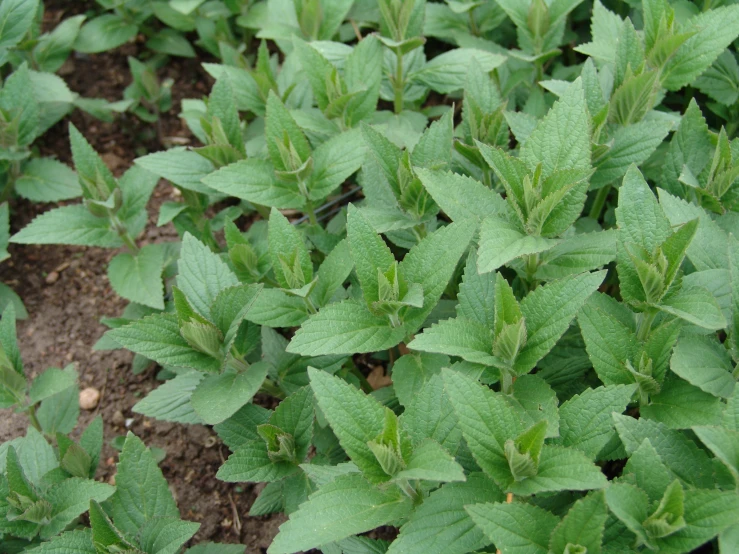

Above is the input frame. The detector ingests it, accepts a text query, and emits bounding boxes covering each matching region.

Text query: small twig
[228,492,242,535]
[350,20,363,41]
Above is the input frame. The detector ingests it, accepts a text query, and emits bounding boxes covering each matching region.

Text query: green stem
[500,368,514,395]
[27,404,42,433]
[303,296,318,315]
[397,478,421,503]
[589,186,611,221]
[468,9,480,36]
[304,198,318,225]
[524,253,540,288]
[393,51,404,114]
[636,310,657,342]
[0,161,21,203]
[259,378,285,400]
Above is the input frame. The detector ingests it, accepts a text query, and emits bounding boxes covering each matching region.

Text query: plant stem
[397,478,420,503]
[259,378,285,399]
[304,199,318,225]
[27,404,42,433]
[500,368,515,395]
[468,9,479,36]
[0,161,21,203]
[589,185,611,221]
[636,310,657,342]
[393,51,404,114]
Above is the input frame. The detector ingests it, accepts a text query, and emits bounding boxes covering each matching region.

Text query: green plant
[9,0,739,552]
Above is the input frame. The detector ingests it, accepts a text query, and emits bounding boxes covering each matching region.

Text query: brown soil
[0,20,285,551]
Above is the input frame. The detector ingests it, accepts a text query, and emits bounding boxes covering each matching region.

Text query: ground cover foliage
[3,0,739,552]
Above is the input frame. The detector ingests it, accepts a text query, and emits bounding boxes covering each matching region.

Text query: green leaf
[623,439,673,503]
[309,129,364,201]
[269,208,313,289]
[477,216,559,274]
[24,529,95,553]
[110,433,180,537]
[387,473,502,554]
[247,289,309,328]
[202,159,305,208]
[307,367,386,482]
[613,414,714,488]
[11,205,121,248]
[217,439,298,483]
[550,491,608,554]
[466,501,559,554]
[29,366,77,404]
[133,371,203,424]
[74,14,138,53]
[107,313,221,373]
[516,271,606,374]
[394,439,465,483]
[442,369,520,482]
[399,374,461,452]
[135,148,216,194]
[15,158,81,203]
[416,169,506,224]
[521,78,590,178]
[412,49,507,94]
[661,6,739,91]
[641,377,723,429]
[577,293,636,385]
[558,384,636,459]
[0,0,39,50]
[408,317,496,366]
[268,473,412,554]
[108,244,165,310]
[692,426,739,481]
[41,478,115,539]
[658,285,727,330]
[535,231,616,281]
[616,166,672,253]
[265,91,311,173]
[287,300,405,356]
[347,204,395,305]
[138,517,200,554]
[605,482,651,546]
[399,219,477,332]
[457,252,496,328]
[178,233,238,318]
[191,363,268,425]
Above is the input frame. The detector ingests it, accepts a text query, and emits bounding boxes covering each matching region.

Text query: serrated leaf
[641,377,723,429]
[136,149,216,194]
[202,158,305,209]
[387,473,502,554]
[11,205,121,248]
[287,300,404,356]
[394,439,465,483]
[658,285,726,330]
[516,271,606,374]
[24,529,95,553]
[29,367,77,405]
[269,473,411,554]
[613,414,713,488]
[110,433,180,537]
[466,501,559,554]
[520,78,590,178]
[307,367,386,482]
[416,168,506,224]
[108,244,165,310]
[107,314,221,373]
[178,233,238,318]
[138,517,200,554]
[41,478,114,539]
[133,371,204,424]
[477,216,559,274]
[408,317,497,366]
[558,384,636,459]
[191,363,268,425]
[550,491,607,554]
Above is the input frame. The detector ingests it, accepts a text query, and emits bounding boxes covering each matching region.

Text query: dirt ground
[0,11,286,550]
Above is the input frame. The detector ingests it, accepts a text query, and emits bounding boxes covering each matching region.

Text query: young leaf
[109,433,180,537]
[466,501,559,554]
[107,244,165,310]
[268,473,412,554]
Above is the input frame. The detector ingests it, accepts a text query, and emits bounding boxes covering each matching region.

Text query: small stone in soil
[45,271,59,284]
[112,410,125,426]
[79,387,101,410]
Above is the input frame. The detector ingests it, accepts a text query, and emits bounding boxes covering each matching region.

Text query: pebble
[112,410,125,426]
[79,387,101,410]
[45,271,59,284]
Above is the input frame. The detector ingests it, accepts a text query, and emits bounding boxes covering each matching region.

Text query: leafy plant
[8,0,739,552]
